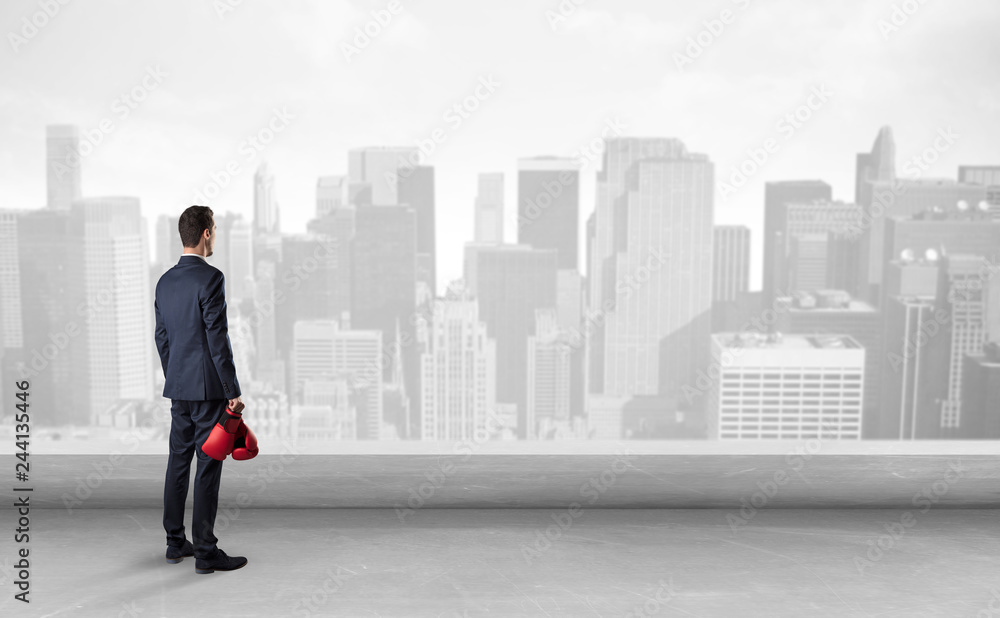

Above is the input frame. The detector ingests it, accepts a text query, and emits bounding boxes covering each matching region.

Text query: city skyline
[3,1,999,291]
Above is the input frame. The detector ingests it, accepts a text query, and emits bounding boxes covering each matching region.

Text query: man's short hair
[178,205,214,248]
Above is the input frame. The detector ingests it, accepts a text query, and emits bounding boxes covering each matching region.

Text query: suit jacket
[154,254,241,401]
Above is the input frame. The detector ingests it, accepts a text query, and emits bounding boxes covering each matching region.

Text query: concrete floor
[5,508,1000,617]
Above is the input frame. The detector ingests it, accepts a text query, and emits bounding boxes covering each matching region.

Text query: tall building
[927,254,995,437]
[762,180,833,304]
[351,205,417,344]
[882,205,1000,280]
[277,230,353,358]
[46,125,82,211]
[526,309,572,439]
[155,214,178,270]
[517,157,580,269]
[0,211,23,351]
[881,295,937,440]
[419,296,496,441]
[858,179,987,303]
[15,210,74,424]
[826,229,863,296]
[713,225,750,305]
[854,126,896,208]
[397,165,436,292]
[348,147,420,207]
[316,175,348,217]
[707,332,864,440]
[474,172,504,244]
[588,138,693,395]
[465,243,558,438]
[878,252,941,440]
[599,140,714,401]
[305,204,356,317]
[253,162,280,234]
[226,215,254,303]
[775,290,883,439]
[351,205,419,429]
[291,320,383,439]
[71,197,154,421]
[765,198,860,302]
[787,233,829,292]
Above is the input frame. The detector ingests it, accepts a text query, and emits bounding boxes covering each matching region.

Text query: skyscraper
[599,140,714,401]
[292,319,383,439]
[419,296,497,441]
[526,308,572,439]
[224,215,254,303]
[707,332,864,440]
[474,172,504,244]
[15,209,74,424]
[854,126,896,208]
[788,233,829,291]
[858,179,987,303]
[590,139,692,395]
[766,196,858,302]
[712,225,751,333]
[316,175,348,218]
[397,165,436,292]
[46,125,82,211]
[517,157,580,269]
[253,162,279,234]
[878,252,942,439]
[882,205,1000,280]
[927,254,994,437]
[155,214,177,270]
[466,243,558,438]
[762,180,832,304]
[348,147,420,207]
[351,205,419,430]
[70,197,154,421]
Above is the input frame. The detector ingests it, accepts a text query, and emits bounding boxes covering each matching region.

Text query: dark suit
[154,253,242,560]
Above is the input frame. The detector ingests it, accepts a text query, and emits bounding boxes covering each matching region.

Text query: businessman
[154,205,248,574]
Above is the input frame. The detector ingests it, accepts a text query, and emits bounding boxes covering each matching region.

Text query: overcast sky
[2,0,998,290]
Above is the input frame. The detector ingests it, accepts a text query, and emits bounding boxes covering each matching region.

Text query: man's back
[154,255,241,401]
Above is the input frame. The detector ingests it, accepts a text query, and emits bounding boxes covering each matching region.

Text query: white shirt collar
[181,253,207,261]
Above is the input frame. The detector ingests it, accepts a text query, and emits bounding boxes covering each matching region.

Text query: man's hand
[228,396,245,414]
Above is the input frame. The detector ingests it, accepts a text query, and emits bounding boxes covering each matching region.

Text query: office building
[348,147,420,207]
[775,290,883,439]
[707,332,864,440]
[475,172,504,244]
[71,197,154,421]
[465,243,558,438]
[517,156,580,269]
[599,139,714,401]
[526,309,572,439]
[763,180,832,304]
[291,319,383,439]
[419,297,496,441]
[46,124,82,211]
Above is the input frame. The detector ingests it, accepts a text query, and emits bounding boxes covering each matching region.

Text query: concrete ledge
[3,441,994,509]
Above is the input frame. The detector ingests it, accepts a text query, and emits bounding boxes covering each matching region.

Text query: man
[154,205,248,574]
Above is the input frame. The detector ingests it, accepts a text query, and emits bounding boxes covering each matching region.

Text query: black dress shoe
[165,540,194,564]
[195,549,248,574]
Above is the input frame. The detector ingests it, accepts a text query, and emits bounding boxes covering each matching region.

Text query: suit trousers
[163,399,227,560]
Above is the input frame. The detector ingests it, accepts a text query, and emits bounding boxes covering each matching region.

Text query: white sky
[2,0,998,292]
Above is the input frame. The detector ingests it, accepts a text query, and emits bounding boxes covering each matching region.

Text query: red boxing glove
[232,421,258,460]
[201,406,243,461]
